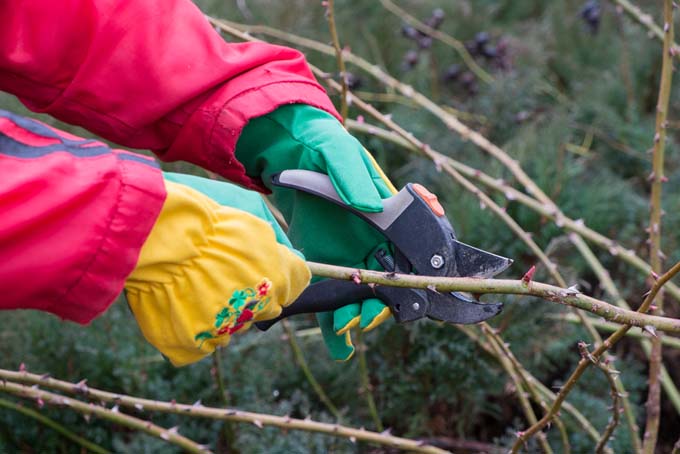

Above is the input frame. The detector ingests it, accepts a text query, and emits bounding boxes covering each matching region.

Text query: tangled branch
[307,262,680,334]
[0,369,449,454]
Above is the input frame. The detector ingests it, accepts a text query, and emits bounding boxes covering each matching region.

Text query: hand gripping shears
[256,170,512,331]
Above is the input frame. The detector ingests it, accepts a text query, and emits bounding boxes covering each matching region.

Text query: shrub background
[1,1,678,452]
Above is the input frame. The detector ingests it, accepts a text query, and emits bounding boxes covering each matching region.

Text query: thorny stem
[211,15,680,447]
[306,261,680,334]
[484,327,571,454]
[210,16,680,304]
[349,118,680,416]
[568,235,641,451]
[355,330,383,432]
[0,381,211,454]
[212,352,238,453]
[511,259,680,453]
[281,320,342,420]
[0,370,449,454]
[551,313,680,349]
[0,396,111,454]
[345,119,680,303]
[481,325,555,454]
[325,0,348,121]
[613,0,680,54]
[457,325,604,446]
[377,0,493,83]
[642,1,674,451]
[576,343,621,454]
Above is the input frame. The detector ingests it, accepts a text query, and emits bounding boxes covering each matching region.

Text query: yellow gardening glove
[124,174,310,366]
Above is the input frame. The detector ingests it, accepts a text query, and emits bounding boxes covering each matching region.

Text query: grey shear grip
[274,170,414,231]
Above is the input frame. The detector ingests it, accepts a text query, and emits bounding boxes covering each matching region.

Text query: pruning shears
[256,170,513,331]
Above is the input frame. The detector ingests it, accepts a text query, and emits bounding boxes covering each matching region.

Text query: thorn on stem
[643,325,658,337]
[521,265,536,286]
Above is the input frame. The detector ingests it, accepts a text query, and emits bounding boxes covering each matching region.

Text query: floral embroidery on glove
[194,278,272,346]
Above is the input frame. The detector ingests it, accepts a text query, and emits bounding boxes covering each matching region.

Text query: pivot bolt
[430,254,445,269]
[412,303,420,311]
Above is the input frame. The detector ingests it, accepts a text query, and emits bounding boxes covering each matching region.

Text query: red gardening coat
[0,0,340,323]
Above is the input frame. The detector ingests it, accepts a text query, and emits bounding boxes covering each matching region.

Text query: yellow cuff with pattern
[124,180,310,366]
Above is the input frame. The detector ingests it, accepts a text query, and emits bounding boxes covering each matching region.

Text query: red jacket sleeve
[0,111,166,324]
[0,0,341,190]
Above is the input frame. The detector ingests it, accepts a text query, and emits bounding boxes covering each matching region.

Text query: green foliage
[2,0,679,452]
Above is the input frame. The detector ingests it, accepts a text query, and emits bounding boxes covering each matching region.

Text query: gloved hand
[124,173,310,366]
[235,104,398,361]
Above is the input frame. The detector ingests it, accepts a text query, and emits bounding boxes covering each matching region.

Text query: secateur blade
[427,291,503,324]
[453,240,513,279]
[254,170,514,330]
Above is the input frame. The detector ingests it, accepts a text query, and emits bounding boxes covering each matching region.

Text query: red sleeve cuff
[161,80,341,192]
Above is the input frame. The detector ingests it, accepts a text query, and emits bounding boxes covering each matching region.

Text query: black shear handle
[255,280,376,331]
[255,280,430,331]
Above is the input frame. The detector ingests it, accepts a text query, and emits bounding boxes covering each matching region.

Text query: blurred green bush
[2,0,678,452]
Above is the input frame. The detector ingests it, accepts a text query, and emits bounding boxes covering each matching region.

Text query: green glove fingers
[318,299,390,362]
[333,304,361,334]
[320,244,394,361]
[317,311,355,361]
[360,299,391,331]
[236,104,384,212]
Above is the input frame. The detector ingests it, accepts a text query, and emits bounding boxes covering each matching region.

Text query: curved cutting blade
[454,240,513,278]
[426,291,503,324]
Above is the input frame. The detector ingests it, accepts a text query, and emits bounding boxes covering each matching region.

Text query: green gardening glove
[235,104,396,361]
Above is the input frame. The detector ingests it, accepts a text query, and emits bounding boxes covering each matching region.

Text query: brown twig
[356,329,383,432]
[457,326,604,446]
[0,380,211,454]
[481,325,555,454]
[511,259,680,452]
[281,320,342,420]
[613,0,680,54]
[0,370,449,454]
[325,0,348,121]
[576,342,621,454]
[642,1,674,451]
[568,235,642,451]
[212,352,238,452]
[549,313,680,349]
[0,396,111,454]
[348,118,680,416]
[307,261,680,334]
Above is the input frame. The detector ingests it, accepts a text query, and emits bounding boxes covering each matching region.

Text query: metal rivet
[430,254,444,269]
[412,303,420,311]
